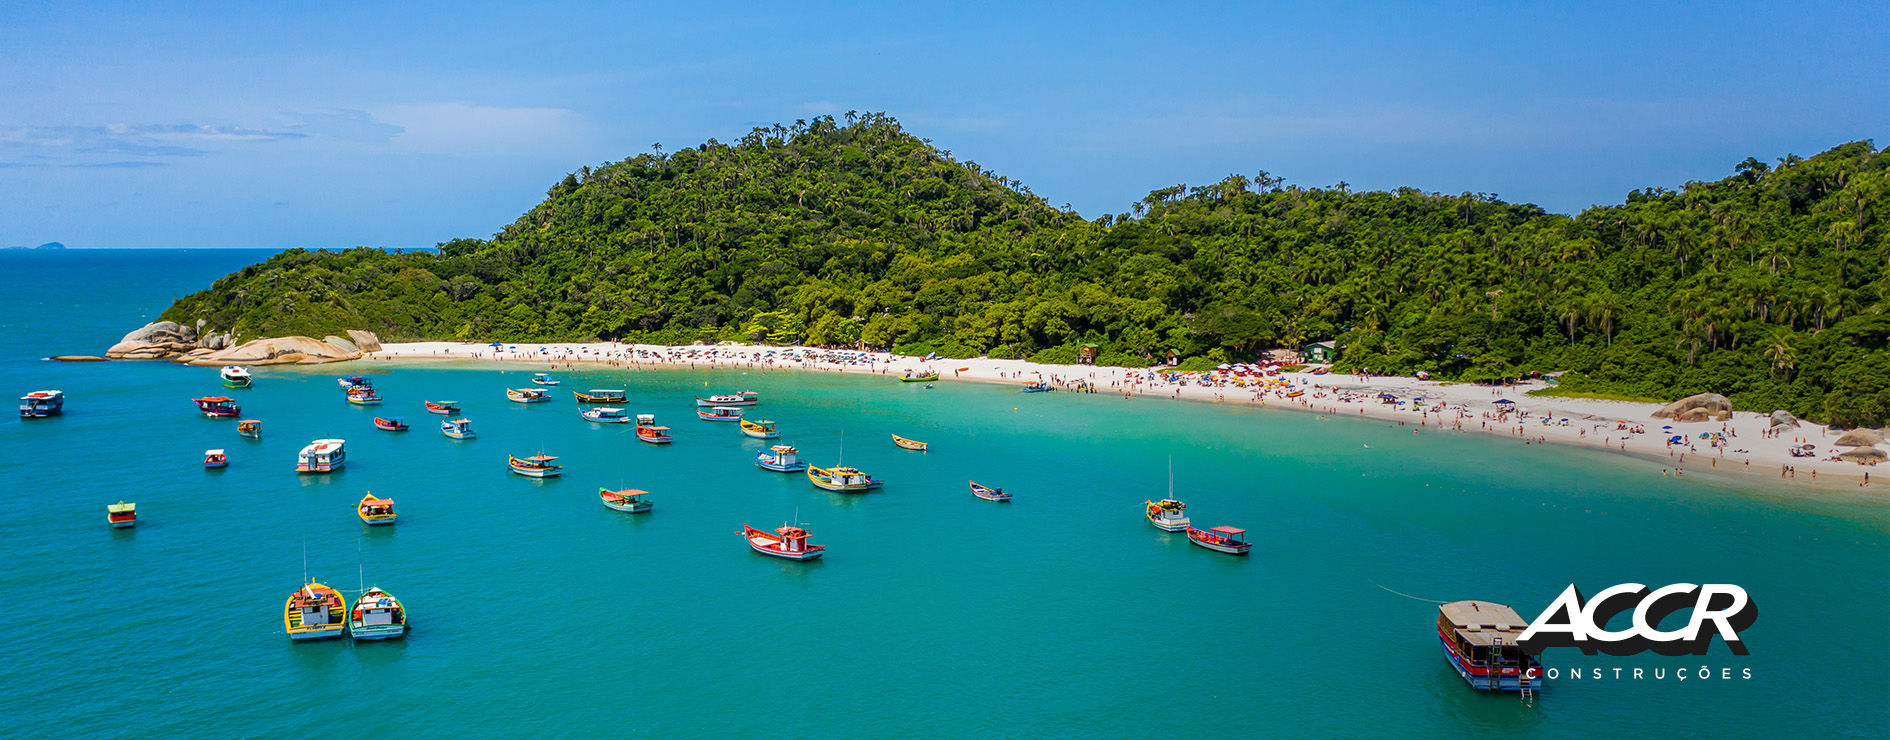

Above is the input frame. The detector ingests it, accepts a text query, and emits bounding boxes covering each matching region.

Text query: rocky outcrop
[1837,446,1886,464]
[103,321,381,364]
[49,355,108,362]
[1769,410,1799,430]
[1651,393,1733,422]
[1834,428,1886,447]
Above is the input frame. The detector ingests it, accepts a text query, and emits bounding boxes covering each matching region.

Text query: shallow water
[2,250,1885,738]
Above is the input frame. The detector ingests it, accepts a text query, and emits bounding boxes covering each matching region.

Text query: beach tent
[1494,399,1515,406]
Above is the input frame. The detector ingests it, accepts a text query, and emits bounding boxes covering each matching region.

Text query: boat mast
[1167,455,1174,499]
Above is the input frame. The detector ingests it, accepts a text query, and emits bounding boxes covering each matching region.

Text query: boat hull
[350,624,407,640]
[1148,515,1189,532]
[509,466,561,478]
[360,515,396,526]
[741,427,778,439]
[696,397,757,407]
[698,412,741,421]
[748,538,824,561]
[637,435,672,444]
[443,431,474,439]
[1186,532,1251,555]
[603,501,653,513]
[110,520,136,528]
[1439,631,1541,691]
[288,626,346,641]
[222,379,251,388]
[757,460,808,472]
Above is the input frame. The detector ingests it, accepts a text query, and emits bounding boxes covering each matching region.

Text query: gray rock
[1834,429,1886,447]
[1769,410,1799,429]
[1652,392,1733,422]
[1836,446,1886,464]
[324,335,360,354]
[346,330,383,353]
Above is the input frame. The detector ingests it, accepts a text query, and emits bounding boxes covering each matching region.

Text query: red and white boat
[424,400,460,414]
[203,449,228,469]
[192,396,241,417]
[1186,525,1251,555]
[635,414,673,444]
[742,523,825,561]
[695,393,758,407]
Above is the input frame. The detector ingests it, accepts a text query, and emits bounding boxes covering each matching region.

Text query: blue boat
[531,373,560,386]
[441,418,476,440]
[19,390,63,418]
[755,445,808,472]
[1021,382,1053,393]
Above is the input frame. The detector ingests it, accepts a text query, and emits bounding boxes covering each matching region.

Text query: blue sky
[1,1,1883,248]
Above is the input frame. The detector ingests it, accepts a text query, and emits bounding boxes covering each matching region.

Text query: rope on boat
[1369,579,1449,604]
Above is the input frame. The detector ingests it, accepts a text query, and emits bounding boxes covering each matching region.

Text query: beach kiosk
[1301,340,1336,364]
[1078,344,1100,365]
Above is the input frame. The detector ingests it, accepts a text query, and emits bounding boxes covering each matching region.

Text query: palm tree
[1764,334,1797,380]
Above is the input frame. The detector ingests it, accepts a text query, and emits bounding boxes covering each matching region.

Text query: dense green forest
[160,114,1890,425]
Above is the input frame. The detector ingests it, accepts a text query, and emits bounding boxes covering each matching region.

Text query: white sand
[367,340,1879,491]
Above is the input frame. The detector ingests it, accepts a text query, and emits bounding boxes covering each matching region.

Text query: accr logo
[1517,583,1756,656]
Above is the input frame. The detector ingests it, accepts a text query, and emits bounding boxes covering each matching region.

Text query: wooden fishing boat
[573,389,627,404]
[349,587,408,640]
[1021,382,1052,393]
[1186,525,1252,555]
[1438,601,1542,692]
[506,388,549,403]
[970,481,1011,502]
[424,400,460,414]
[694,394,757,407]
[192,396,241,417]
[204,449,228,469]
[373,416,409,431]
[755,444,807,472]
[900,371,939,382]
[635,414,673,444]
[808,465,882,492]
[600,488,653,513]
[531,373,561,386]
[107,501,137,528]
[742,523,825,561]
[220,366,253,388]
[580,407,630,423]
[698,405,743,422]
[296,439,346,473]
[740,419,779,439]
[357,494,396,525]
[337,376,371,389]
[284,582,347,641]
[346,387,383,406]
[891,434,928,451]
[237,419,261,438]
[441,418,476,439]
[1146,499,1190,531]
[508,453,562,478]
[19,389,64,418]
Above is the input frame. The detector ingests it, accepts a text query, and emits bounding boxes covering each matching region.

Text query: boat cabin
[20,389,65,418]
[358,494,396,524]
[107,501,137,528]
[1436,600,1542,691]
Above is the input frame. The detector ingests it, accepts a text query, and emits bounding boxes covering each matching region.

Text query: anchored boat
[506,388,549,403]
[1147,457,1190,531]
[373,416,409,431]
[635,414,673,444]
[573,389,626,404]
[220,366,253,388]
[580,407,630,423]
[755,444,808,472]
[238,419,262,438]
[441,418,476,440]
[1185,525,1251,555]
[531,373,560,386]
[740,419,779,439]
[296,439,346,473]
[204,449,228,469]
[742,523,825,561]
[1438,601,1542,692]
[424,400,460,414]
[900,370,939,382]
[192,396,241,418]
[970,481,1011,502]
[698,405,743,422]
[1021,382,1052,393]
[508,453,562,478]
[346,387,383,405]
[600,488,653,513]
[891,434,928,451]
[107,501,137,528]
[349,587,408,640]
[695,393,757,407]
[357,494,396,525]
[284,583,347,641]
[19,389,64,418]
[808,465,882,492]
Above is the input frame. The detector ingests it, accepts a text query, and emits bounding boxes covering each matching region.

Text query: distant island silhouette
[5,242,65,250]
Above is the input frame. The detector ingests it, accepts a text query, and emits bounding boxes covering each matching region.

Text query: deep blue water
[1,249,1886,739]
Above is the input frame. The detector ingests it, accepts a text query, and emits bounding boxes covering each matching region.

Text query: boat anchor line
[1368,579,1449,604]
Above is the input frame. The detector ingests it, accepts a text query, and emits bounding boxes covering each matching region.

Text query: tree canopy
[160,114,1890,425]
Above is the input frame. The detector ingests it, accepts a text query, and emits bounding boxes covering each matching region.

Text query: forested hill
[160,115,1890,425]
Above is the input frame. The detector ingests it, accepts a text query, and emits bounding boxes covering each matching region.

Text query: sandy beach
[366,340,1879,490]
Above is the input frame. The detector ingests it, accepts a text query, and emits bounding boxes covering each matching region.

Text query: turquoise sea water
[2,250,1886,739]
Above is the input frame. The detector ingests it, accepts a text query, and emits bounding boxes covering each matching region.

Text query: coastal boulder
[1769,410,1799,430]
[324,335,360,354]
[347,330,382,353]
[1651,393,1732,422]
[105,321,199,358]
[1834,428,1886,447]
[1836,446,1886,464]
[186,335,364,366]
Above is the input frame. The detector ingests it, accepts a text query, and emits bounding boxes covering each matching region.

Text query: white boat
[220,366,253,388]
[296,439,346,473]
[581,407,630,423]
[695,394,757,407]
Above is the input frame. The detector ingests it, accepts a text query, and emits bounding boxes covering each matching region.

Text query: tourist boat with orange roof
[600,488,653,513]
[1437,600,1543,692]
[203,449,228,469]
[284,582,347,641]
[1186,525,1251,555]
[107,501,137,528]
[635,414,673,444]
[192,396,240,417]
[508,453,562,478]
[742,522,825,561]
[970,481,1010,502]
[357,494,396,525]
[238,419,262,438]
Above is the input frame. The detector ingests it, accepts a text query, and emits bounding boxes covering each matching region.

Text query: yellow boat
[891,433,928,451]
[900,371,939,383]
[740,419,779,439]
[357,493,396,525]
[573,389,627,404]
[284,582,347,641]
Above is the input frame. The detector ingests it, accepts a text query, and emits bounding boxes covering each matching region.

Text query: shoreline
[360,340,1881,492]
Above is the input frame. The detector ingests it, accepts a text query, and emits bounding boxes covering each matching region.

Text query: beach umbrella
[1217,364,1230,370]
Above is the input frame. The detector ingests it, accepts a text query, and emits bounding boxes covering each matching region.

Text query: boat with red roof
[192,396,241,417]
[742,522,825,561]
[1186,525,1252,555]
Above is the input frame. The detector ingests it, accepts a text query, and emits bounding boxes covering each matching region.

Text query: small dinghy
[970,481,1011,502]
[506,388,549,403]
[373,416,409,431]
[892,434,928,451]
[740,419,779,439]
[204,449,228,469]
[237,419,262,438]
[531,373,561,386]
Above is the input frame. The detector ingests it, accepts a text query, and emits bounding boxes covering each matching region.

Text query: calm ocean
[1,249,1885,739]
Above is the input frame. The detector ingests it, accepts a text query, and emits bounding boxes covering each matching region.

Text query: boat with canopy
[508,453,562,478]
[580,407,630,423]
[756,444,807,472]
[695,393,758,407]
[573,389,627,404]
[531,373,561,385]
[220,366,252,388]
[698,406,743,422]
[107,501,137,528]
[506,388,549,403]
[204,449,228,469]
[1186,525,1252,555]
[296,439,346,473]
[424,400,459,414]
[740,419,778,438]
[238,419,262,438]
[284,582,347,641]
[635,414,673,444]
[349,586,408,640]
[192,396,240,417]
[742,522,825,561]
[1437,601,1543,692]
[373,416,409,431]
[357,494,396,525]
[19,389,64,418]
[441,418,476,439]
[600,488,653,513]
